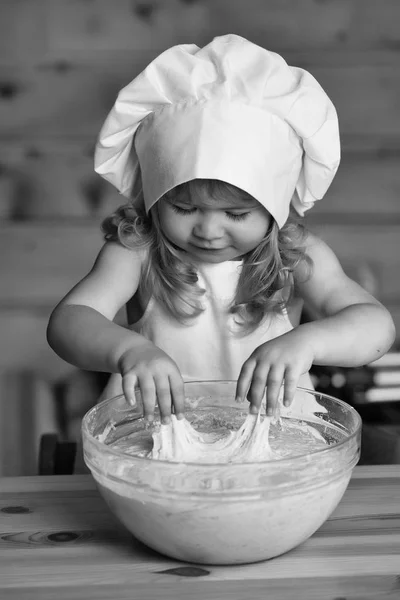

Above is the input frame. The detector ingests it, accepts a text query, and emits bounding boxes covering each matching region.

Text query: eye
[225,212,250,221]
[170,204,196,215]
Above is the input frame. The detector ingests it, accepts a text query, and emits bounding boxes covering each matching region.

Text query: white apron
[100,259,312,400]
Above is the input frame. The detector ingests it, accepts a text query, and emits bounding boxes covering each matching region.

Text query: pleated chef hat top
[95,34,340,228]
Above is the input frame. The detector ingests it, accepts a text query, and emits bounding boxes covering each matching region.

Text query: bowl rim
[82,383,362,468]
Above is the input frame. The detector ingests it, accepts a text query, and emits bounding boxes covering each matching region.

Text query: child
[47,35,395,425]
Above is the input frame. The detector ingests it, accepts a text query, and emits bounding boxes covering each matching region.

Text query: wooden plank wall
[0,0,400,474]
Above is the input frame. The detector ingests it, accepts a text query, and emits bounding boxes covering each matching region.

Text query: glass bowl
[82,381,361,565]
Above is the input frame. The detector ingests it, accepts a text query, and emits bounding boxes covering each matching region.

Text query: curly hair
[102,179,312,335]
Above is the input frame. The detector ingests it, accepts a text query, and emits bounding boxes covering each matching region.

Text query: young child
[47,35,395,425]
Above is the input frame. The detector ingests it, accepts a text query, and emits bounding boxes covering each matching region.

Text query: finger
[154,376,173,424]
[283,370,300,408]
[169,371,185,419]
[266,368,285,417]
[122,373,138,407]
[137,375,157,424]
[235,360,256,403]
[246,366,270,414]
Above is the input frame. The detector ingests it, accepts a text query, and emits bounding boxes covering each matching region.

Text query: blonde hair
[102,179,312,334]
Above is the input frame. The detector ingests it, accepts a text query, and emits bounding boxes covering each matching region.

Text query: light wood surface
[0,466,400,599]
[1,59,400,141]
[2,141,400,219]
[2,0,400,59]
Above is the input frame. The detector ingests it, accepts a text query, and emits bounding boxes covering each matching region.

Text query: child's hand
[118,343,185,424]
[235,329,315,417]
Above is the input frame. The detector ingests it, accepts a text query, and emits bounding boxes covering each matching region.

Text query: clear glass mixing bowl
[82,381,361,565]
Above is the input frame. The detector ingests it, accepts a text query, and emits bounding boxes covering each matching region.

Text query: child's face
[157,186,271,262]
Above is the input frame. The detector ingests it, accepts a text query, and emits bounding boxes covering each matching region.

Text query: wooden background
[1,0,399,475]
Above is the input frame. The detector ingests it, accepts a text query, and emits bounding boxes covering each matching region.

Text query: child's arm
[47,241,185,422]
[236,233,396,415]
[292,233,396,366]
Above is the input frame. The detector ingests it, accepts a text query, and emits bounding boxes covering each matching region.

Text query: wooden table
[1,466,399,600]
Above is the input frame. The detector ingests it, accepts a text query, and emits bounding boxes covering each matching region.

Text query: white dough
[150,412,273,463]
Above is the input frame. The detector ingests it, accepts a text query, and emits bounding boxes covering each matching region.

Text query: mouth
[192,244,226,252]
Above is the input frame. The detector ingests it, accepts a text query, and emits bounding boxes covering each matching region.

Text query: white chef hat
[95,34,340,228]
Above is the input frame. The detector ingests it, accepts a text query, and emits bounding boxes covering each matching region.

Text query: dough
[150,411,273,463]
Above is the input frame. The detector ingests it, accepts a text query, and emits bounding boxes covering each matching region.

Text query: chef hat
[95,34,340,228]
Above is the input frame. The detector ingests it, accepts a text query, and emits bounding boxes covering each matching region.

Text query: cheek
[237,216,269,246]
[254,213,271,239]
[159,210,188,241]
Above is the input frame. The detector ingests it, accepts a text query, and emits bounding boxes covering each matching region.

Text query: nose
[193,212,224,241]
